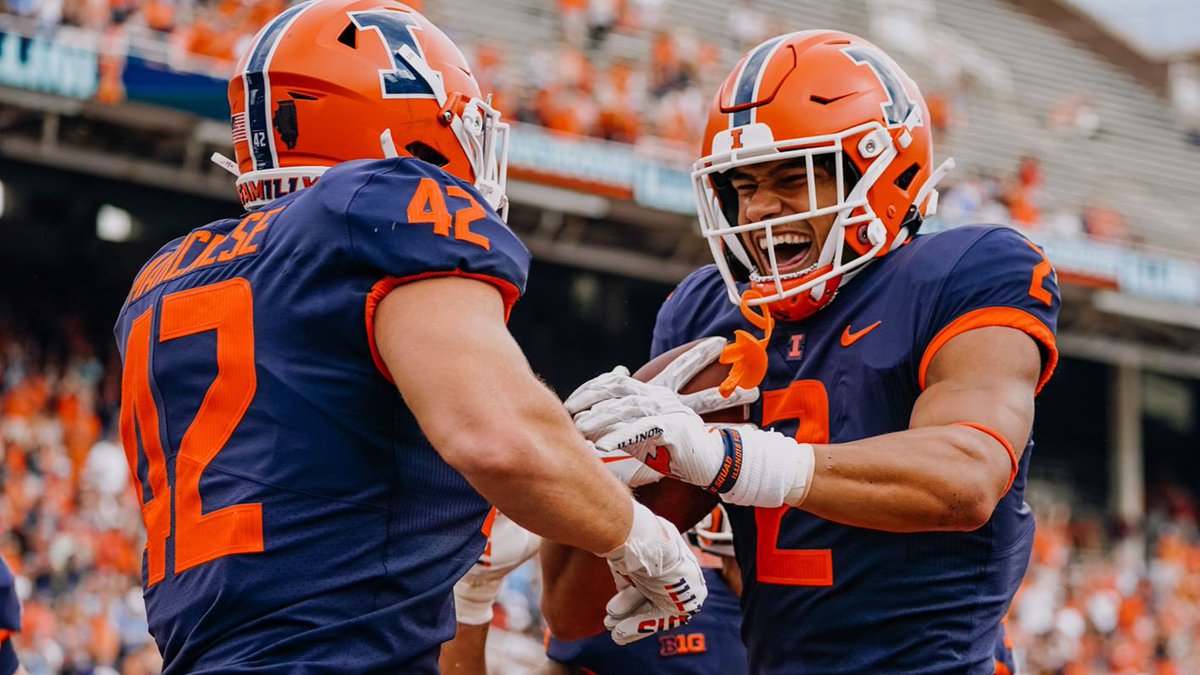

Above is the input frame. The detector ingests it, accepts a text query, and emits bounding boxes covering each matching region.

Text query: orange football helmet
[225,0,508,213]
[692,30,954,320]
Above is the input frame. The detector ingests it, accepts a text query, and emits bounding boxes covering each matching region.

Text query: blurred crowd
[0,0,1143,242]
[1009,487,1200,674]
[0,0,286,70]
[0,317,158,674]
[465,0,784,153]
[938,155,1133,244]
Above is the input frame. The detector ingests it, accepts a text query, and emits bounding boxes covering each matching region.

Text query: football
[631,338,751,424]
[629,338,753,530]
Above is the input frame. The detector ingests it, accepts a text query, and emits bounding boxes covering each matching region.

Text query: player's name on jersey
[127,206,287,303]
[237,176,320,207]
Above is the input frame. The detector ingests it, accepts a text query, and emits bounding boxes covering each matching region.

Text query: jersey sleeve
[916,227,1060,394]
[340,158,532,318]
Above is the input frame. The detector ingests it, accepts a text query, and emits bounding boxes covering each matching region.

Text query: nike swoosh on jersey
[840,321,882,347]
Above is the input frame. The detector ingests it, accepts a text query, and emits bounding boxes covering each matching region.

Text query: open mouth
[754,230,816,275]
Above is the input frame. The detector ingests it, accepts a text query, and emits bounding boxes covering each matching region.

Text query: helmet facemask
[451,95,510,219]
[693,119,903,314]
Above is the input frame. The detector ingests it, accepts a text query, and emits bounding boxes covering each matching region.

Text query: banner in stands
[0,26,227,116]
[0,28,99,99]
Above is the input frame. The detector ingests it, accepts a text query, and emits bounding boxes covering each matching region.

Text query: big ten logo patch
[659,632,707,657]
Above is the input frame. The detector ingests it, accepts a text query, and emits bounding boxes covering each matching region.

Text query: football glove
[564,337,759,419]
[453,511,541,625]
[595,443,665,488]
[579,393,816,509]
[602,500,707,645]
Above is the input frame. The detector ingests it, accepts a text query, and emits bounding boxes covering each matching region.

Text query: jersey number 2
[755,380,833,586]
[119,278,263,587]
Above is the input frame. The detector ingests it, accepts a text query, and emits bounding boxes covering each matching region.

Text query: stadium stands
[429,0,1200,251]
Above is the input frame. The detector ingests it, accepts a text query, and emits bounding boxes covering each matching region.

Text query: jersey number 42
[120,278,264,587]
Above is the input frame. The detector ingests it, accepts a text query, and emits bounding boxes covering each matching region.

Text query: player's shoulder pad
[304,157,530,302]
[299,157,438,221]
[912,224,1060,391]
[653,265,736,357]
[898,224,1005,272]
[670,264,726,304]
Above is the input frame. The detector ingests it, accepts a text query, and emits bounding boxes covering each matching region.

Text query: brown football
[630,338,750,530]
[631,338,751,424]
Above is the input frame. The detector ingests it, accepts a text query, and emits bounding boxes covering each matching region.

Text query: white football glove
[564,337,759,420]
[579,394,817,509]
[453,511,542,625]
[595,443,665,488]
[602,500,707,645]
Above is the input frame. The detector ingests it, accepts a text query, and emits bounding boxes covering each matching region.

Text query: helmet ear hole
[405,142,449,168]
[337,22,356,48]
[893,162,920,191]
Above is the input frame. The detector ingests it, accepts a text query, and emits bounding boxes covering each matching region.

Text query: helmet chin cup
[751,269,841,321]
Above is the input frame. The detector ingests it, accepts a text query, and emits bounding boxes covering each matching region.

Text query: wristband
[717,427,816,509]
[705,428,744,494]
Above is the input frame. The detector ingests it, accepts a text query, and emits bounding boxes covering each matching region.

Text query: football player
[545,30,1059,674]
[113,2,706,672]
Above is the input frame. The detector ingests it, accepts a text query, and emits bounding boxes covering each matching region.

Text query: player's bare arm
[438,622,488,675]
[802,324,1041,532]
[379,275,710,646]
[375,275,633,553]
[578,325,1043,533]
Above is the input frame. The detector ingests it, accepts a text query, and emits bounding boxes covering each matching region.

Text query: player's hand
[602,501,707,645]
[453,512,541,625]
[604,576,694,645]
[576,392,727,489]
[564,337,759,418]
[580,396,816,508]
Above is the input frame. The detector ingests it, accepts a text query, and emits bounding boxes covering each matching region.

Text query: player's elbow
[937,472,1003,531]
[434,426,534,483]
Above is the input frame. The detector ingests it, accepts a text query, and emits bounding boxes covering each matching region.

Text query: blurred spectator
[1050,91,1102,140]
[926,90,955,134]
[585,0,618,49]
[1083,202,1130,242]
[1002,155,1042,228]
[559,0,587,49]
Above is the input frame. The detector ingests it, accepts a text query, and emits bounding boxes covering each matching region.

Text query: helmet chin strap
[914,157,956,217]
[380,129,400,159]
[211,152,240,177]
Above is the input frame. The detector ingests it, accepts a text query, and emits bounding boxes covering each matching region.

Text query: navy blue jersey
[113,158,530,674]
[0,559,19,675]
[652,226,1059,674]
[547,568,747,674]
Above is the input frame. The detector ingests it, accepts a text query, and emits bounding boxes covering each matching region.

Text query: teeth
[757,233,812,250]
